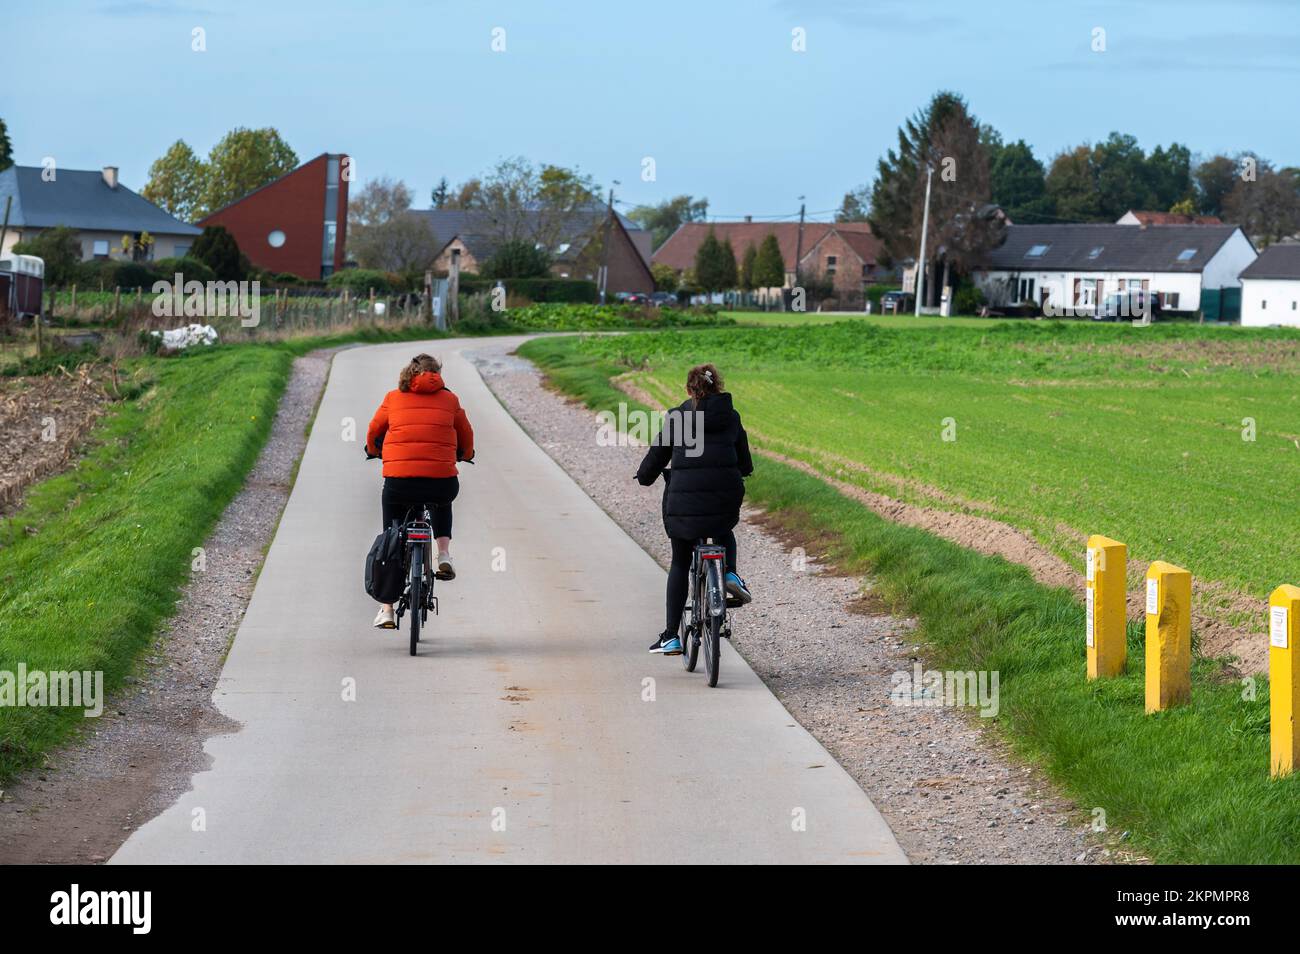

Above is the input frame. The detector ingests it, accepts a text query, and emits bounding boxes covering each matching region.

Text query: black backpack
[364,524,405,603]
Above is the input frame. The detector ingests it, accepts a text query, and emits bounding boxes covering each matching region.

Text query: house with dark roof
[652,220,886,296]
[410,206,653,295]
[973,223,1257,318]
[0,164,201,261]
[1240,244,1300,327]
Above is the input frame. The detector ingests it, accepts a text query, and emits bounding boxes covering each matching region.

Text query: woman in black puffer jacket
[636,363,754,655]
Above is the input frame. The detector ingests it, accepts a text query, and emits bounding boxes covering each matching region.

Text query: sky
[3,0,1299,224]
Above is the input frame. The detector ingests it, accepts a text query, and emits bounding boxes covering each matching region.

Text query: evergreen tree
[752,233,785,287]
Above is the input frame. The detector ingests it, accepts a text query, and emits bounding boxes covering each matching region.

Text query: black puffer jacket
[636,392,754,540]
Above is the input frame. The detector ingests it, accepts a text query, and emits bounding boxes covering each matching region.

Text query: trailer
[0,253,45,323]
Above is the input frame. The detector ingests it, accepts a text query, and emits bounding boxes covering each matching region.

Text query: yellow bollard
[1144,561,1192,713]
[1086,536,1128,679]
[1270,585,1300,778]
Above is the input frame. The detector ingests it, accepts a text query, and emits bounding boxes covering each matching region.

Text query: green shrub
[480,239,552,279]
[76,259,159,290]
[458,276,597,303]
[152,256,216,284]
[952,281,985,316]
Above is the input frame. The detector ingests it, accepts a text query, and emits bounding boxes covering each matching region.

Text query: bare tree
[469,157,601,252]
[1222,161,1300,247]
[348,177,440,272]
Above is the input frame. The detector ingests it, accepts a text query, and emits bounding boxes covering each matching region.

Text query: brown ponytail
[686,363,723,404]
[398,353,442,391]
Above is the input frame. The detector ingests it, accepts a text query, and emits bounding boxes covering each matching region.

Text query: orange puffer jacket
[366,371,475,478]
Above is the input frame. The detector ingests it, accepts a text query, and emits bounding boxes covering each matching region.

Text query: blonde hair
[398,353,442,391]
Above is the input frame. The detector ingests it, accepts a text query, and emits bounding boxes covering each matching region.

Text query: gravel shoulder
[471,344,1107,865]
[0,348,341,864]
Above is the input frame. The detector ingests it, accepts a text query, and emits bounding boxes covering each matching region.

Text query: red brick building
[199,153,349,280]
[652,220,886,295]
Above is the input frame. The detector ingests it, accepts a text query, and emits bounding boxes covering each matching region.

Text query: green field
[520,321,1300,863]
[532,321,1300,607]
[731,309,1010,329]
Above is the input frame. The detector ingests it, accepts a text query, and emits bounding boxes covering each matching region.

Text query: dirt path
[473,347,1107,865]
[0,348,340,864]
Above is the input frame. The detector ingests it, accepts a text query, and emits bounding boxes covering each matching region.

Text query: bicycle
[395,506,439,656]
[679,540,734,688]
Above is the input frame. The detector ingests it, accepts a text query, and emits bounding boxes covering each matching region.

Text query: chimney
[102,166,119,189]
[744,215,752,223]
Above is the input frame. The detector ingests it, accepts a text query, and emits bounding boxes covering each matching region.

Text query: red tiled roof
[652,221,877,272]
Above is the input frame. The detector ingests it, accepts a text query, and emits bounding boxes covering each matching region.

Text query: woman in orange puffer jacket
[366,353,474,628]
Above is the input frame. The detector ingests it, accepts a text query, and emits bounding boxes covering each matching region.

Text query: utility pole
[914,165,933,317]
[598,182,618,304]
[793,197,806,289]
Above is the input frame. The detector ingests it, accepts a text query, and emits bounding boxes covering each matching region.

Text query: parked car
[1095,290,1161,322]
[649,291,678,308]
[879,290,914,314]
[623,292,651,305]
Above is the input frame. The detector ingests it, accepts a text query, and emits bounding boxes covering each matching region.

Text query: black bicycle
[679,540,732,687]
[395,506,438,656]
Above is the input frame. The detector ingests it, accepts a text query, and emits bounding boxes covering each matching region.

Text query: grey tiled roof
[980,223,1240,273]
[0,165,201,236]
[1239,243,1300,280]
[410,206,643,262]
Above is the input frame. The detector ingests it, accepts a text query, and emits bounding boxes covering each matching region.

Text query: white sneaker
[436,553,455,581]
[373,606,396,629]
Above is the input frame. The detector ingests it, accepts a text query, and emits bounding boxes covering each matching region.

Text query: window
[1017,277,1035,302]
[862,264,870,278]
[1176,248,1197,261]
[1025,244,1050,259]
[826,255,837,275]
[1078,278,1099,308]
[1160,291,1180,309]
[267,230,286,248]
[1088,246,1104,259]
[93,239,109,258]
[1262,300,1268,310]
[174,243,191,258]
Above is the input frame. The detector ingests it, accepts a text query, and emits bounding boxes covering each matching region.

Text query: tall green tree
[431,177,450,209]
[752,233,785,288]
[1145,143,1194,211]
[868,90,982,264]
[739,242,757,291]
[719,237,738,291]
[988,138,1050,222]
[693,228,729,293]
[142,140,207,221]
[1045,146,1103,221]
[1194,155,1239,217]
[0,117,13,173]
[626,195,709,249]
[190,225,245,281]
[1090,132,1153,219]
[202,127,298,213]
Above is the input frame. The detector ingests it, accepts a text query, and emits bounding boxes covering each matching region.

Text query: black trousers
[666,530,737,634]
[382,476,459,539]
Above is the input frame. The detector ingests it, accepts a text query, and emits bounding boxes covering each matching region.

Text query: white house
[1239,244,1300,328]
[973,224,1257,319]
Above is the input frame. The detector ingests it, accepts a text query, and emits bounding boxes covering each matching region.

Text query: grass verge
[0,323,453,782]
[518,333,1299,864]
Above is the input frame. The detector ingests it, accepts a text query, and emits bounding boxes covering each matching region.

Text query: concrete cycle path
[113,336,906,864]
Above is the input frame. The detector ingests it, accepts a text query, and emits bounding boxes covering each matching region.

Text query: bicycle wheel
[703,611,722,687]
[680,595,700,672]
[409,547,422,656]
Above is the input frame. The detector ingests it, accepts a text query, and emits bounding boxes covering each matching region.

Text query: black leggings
[666,531,737,634]
[382,476,459,539]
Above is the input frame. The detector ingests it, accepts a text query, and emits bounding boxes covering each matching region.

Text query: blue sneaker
[649,631,683,655]
[725,572,753,606]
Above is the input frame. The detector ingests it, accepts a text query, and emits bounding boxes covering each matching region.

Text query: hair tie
[703,370,713,382]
